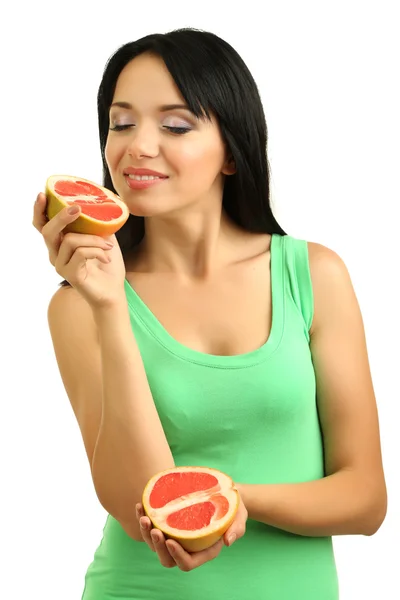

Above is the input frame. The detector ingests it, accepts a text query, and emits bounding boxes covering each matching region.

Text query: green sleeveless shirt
[81,233,339,599]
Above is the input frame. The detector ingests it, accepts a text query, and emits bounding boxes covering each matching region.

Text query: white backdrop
[2,1,399,598]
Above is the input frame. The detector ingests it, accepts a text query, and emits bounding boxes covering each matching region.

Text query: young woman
[32,28,387,600]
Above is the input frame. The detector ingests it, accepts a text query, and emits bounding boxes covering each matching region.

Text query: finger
[32,193,50,232]
[57,232,114,267]
[54,247,111,280]
[223,529,238,546]
[136,503,153,532]
[139,518,157,552]
[166,537,224,572]
[151,530,177,568]
[41,204,82,263]
[223,507,247,546]
[135,505,176,567]
[135,504,156,552]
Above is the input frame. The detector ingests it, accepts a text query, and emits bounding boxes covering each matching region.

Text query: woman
[32,28,387,600]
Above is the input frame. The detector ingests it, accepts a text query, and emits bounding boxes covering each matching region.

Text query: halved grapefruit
[45,175,129,236]
[142,466,240,553]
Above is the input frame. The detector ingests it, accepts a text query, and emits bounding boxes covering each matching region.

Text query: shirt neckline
[124,233,285,368]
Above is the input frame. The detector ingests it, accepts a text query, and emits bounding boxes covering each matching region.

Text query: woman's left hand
[135,490,248,571]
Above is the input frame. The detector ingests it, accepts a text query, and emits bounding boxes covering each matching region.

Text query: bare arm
[48,286,174,541]
[237,242,387,537]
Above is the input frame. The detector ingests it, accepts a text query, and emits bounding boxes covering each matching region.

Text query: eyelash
[109,125,191,134]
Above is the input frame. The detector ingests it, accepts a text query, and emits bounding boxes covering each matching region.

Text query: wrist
[235,483,271,522]
[235,483,248,506]
[92,295,130,325]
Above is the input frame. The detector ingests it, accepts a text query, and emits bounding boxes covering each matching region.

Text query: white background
[2,1,399,598]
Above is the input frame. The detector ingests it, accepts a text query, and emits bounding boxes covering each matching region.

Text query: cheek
[104,138,123,167]
[173,141,223,172]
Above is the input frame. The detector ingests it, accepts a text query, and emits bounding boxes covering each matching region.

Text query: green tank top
[81,233,339,600]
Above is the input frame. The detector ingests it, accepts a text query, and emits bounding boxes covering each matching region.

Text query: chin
[123,199,170,218]
[124,196,190,219]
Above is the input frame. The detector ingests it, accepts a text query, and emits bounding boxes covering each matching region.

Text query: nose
[127,123,160,159]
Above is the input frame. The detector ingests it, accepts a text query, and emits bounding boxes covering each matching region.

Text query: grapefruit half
[142,466,240,553]
[45,175,129,236]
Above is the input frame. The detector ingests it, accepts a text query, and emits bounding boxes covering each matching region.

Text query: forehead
[112,54,183,106]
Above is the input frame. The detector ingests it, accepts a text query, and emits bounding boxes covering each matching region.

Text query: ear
[222,154,236,176]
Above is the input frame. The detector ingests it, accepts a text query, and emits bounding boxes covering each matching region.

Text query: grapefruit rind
[45,175,129,237]
[142,466,240,553]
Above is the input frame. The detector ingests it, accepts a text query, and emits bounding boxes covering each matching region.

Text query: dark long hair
[60,27,286,287]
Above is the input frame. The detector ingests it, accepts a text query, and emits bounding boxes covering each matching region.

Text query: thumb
[65,204,81,219]
[225,531,237,546]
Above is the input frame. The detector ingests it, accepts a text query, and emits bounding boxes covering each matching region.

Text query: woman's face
[105,53,234,218]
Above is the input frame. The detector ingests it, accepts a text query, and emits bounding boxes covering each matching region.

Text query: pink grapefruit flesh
[45,175,129,236]
[149,472,219,508]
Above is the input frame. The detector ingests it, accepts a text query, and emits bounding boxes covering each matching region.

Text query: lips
[125,175,168,190]
[123,167,168,178]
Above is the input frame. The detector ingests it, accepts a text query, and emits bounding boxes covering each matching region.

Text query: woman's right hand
[32,192,127,310]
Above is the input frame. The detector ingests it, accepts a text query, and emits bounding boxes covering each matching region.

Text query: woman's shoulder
[48,283,92,317]
[302,240,357,337]
[305,240,350,287]
[282,234,348,275]
[48,285,99,342]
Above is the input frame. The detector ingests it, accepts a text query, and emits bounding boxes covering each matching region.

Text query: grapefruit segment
[149,471,220,508]
[142,466,239,552]
[210,493,230,519]
[54,179,109,198]
[45,175,129,236]
[166,501,216,530]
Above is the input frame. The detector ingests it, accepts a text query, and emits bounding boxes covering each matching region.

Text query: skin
[33,51,386,572]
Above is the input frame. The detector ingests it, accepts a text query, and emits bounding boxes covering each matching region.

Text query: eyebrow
[109,101,192,112]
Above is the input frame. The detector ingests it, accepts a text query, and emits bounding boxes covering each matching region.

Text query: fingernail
[228,534,237,546]
[151,532,159,544]
[68,205,80,215]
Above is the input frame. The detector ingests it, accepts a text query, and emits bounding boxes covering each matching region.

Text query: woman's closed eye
[109,124,192,134]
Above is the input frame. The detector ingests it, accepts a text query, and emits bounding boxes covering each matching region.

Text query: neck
[133,201,244,281]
